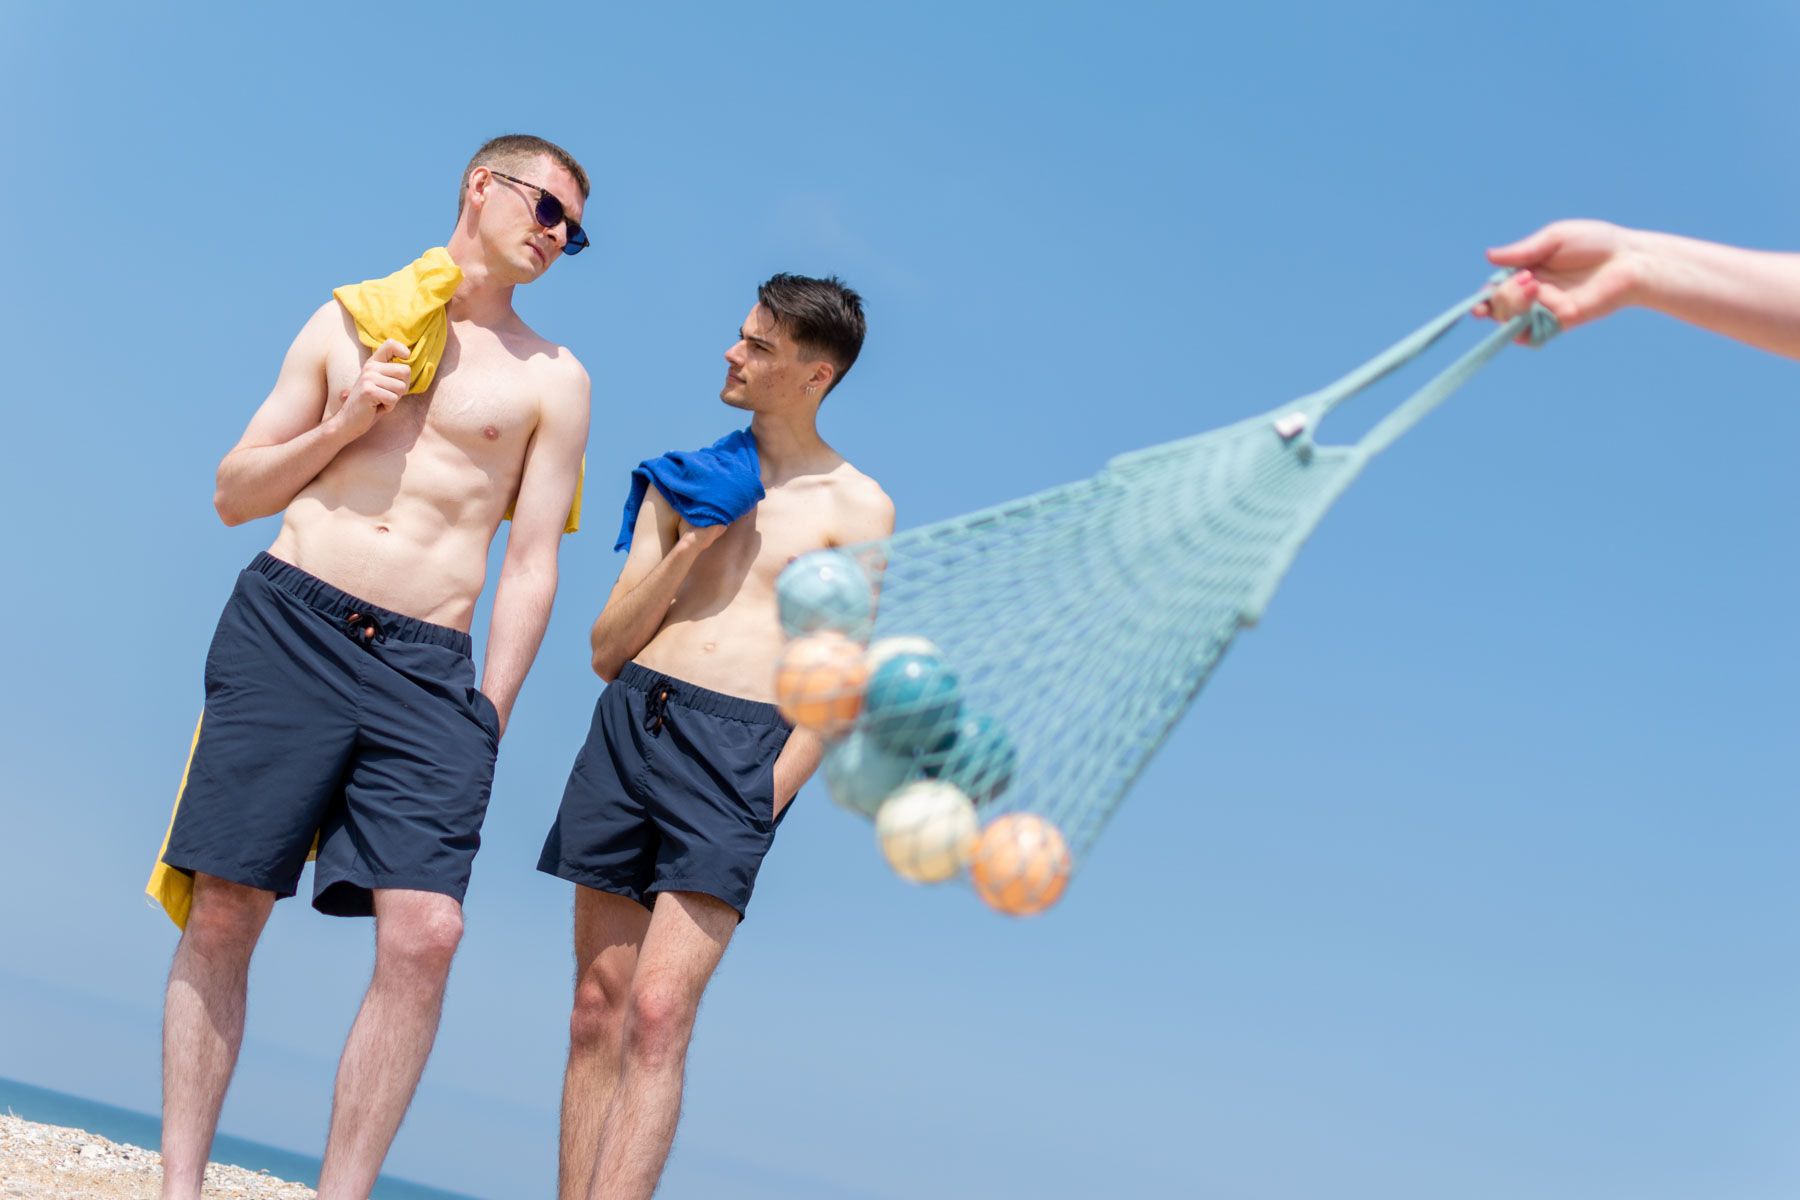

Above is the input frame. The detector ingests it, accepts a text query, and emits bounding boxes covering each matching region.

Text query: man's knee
[623,981,697,1070]
[377,900,465,979]
[569,972,629,1057]
[182,874,272,955]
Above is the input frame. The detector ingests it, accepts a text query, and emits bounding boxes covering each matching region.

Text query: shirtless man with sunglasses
[153,134,591,1200]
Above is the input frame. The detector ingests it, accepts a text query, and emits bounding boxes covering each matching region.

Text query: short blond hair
[459,134,589,216]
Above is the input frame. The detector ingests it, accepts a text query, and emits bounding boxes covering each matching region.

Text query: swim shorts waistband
[250,552,472,656]
[617,661,786,726]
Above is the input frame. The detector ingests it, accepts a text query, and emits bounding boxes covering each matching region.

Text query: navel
[376,525,390,534]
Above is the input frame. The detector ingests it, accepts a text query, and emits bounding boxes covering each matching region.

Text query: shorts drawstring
[644,684,674,734]
[344,610,385,645]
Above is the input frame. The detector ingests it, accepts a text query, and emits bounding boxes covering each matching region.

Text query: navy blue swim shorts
[161,552,500,917]
[538,662,793,918]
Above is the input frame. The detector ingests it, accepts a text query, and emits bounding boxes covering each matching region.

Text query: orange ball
[971,813,1071,916]
[775,631,868,735]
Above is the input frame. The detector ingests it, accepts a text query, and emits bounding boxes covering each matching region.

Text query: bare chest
[324,326,539,461]
[689,484,843,598]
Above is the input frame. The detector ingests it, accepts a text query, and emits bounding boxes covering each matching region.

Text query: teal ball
[777,550,874,641]
[862,653,962,755]
[923,713,1017,805]
[823,731,917,818]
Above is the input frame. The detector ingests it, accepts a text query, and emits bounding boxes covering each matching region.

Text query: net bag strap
[1283,270,1560,458]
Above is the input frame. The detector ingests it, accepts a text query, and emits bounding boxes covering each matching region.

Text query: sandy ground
[0,1113,314,1199]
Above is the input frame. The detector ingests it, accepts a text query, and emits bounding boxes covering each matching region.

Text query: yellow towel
[332,247,582,533]
[333,246,461,395]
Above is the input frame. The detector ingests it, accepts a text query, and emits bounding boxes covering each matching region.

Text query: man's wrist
[1623,227,1677,314]
[317,409,356,446]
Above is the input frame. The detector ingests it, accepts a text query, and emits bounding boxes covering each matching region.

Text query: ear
[805,360,836,396]
[466,166,493,212]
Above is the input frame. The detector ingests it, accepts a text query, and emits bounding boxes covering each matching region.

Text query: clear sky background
[3,3,1798,1198]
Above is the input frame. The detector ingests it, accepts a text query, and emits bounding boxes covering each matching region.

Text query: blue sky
[3,3,1798,1197]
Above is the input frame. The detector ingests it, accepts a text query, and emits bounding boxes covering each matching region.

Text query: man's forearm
[590,537,710,680]
[1634,232,1800,360]
[480,560,558,733]
[215,413,359,526]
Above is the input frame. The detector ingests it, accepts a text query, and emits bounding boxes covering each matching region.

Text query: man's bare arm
[1481,220,1800,360]
[214,303,409,526]
[478,360,591,735]
[770,480,897,815]
[589,490,725,682]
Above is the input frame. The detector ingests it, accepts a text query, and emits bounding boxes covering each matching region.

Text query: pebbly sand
[0,1113,314,1199]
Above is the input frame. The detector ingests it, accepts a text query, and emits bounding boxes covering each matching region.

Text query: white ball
[865,635,942,675]
[874,781,978,884]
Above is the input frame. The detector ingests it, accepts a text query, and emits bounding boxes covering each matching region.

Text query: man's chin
[719,392,753,410]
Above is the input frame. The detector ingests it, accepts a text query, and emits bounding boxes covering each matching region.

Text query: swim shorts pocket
[751,755,779,831]
[470,688,501,743]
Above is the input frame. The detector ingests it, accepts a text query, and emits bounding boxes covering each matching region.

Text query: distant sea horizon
[0,1077,481,1200]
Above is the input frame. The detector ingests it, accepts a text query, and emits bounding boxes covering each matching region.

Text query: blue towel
[615,427,765,552]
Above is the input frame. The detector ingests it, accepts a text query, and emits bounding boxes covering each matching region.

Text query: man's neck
[443,236,518,327]
[750,408,833,480]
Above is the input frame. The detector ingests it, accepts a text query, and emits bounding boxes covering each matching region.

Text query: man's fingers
[1532,282,1584,329]
[1484,273,1538,320]
[1487,226,1562,268]
[371,338,411,364]
[370,361,412,383]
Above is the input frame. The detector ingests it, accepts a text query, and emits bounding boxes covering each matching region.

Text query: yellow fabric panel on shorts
[334,247,582,534]
[145,714,206,930]
[146,711,319,930]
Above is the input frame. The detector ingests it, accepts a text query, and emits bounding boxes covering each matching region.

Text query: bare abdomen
[635,595,786,701]
[267,466,503,629]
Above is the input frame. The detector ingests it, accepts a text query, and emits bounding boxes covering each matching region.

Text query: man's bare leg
[558,887,653,1200]
[587,890,739,1200]
[315,889,465,1200]
[161,873,275,1200]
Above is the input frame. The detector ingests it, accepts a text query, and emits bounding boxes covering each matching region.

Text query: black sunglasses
[489,171,589,256]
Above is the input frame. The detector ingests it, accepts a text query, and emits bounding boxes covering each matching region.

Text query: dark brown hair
[758,273,866,395]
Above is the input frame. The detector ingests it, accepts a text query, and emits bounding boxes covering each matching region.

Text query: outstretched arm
[1480,220,1800,359]
[214,303,410,525]
[478,362,592,736]
[770,484,898,817]
[588,490,727,682]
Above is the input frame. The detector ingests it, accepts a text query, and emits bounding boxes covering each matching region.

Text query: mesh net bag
[774,273,1557,915]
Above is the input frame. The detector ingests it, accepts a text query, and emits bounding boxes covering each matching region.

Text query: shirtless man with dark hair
[540,274,894,1200]
[154,134,591,1200]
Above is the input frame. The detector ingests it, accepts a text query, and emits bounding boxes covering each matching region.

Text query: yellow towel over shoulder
[145,249,582,929]
[333,246,581,532]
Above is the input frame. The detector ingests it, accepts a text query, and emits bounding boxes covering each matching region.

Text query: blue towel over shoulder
[615,427,765,552]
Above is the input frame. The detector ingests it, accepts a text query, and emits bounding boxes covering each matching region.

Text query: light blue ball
[923,713,1017,805]
[777,549,874,640]
[823,731,917,818]
[863,652,962,755]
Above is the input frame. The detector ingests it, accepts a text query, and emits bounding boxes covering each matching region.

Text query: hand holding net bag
[774,272,1558,916]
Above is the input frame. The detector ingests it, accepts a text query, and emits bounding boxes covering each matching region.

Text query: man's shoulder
[829,461,889,505]
[511,322,589,394]
[303,298,359,345]
[825,461,895,540]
